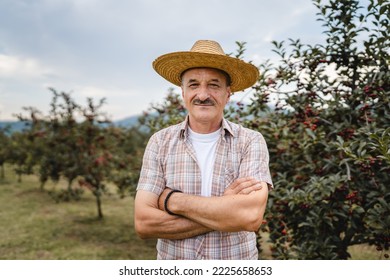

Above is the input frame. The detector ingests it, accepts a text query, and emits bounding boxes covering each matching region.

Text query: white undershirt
[188,127,221,197]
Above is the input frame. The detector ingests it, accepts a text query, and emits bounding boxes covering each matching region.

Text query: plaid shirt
[137,117,273,259]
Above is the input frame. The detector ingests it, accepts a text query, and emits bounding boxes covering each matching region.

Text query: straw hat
[152,40,259,93]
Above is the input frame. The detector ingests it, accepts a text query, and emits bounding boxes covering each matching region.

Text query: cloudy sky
[0,0,324,121]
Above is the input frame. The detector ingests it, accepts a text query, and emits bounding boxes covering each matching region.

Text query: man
[134,40,273,259]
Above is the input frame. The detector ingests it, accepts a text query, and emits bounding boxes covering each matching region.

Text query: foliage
[0,166,157,260]
[10,89,146,218]
[109,126,147,198]
[138,87,187,135]
[0,126,11,179]
[1,0,388,258]
[136,0,389,259]
[234,0,389,259]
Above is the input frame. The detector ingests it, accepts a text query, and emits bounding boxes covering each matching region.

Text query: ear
[181,86,188,110]
[226,87,232,102]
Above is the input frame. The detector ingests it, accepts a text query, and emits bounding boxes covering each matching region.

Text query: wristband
[164,189,182,216]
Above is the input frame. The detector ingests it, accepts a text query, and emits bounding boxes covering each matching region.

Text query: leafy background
[0,0,388,260]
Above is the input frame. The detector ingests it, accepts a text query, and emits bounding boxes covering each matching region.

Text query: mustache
[192,99,215,106]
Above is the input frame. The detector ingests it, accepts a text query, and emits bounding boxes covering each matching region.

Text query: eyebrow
[187,78,222,84]
[180,68,231,86]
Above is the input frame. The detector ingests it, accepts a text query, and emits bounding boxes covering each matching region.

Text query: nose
[197,86,210,101]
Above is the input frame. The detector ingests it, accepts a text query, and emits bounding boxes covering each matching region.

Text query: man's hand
[161,179,268,232]
[158,177,262,211]
[223,177,263,196]
[135,189,213,239]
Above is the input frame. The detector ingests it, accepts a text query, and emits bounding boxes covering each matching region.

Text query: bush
[237,0,389,259]
[141,0,389,259]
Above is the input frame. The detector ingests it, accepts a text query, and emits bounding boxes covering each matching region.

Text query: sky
[0,0,324,121]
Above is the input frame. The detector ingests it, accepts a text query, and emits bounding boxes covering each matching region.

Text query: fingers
[237,183,263,194]
[225,177,264,195]
[157,195,164,210]
[234,178,263,194]
[228,177,253,190]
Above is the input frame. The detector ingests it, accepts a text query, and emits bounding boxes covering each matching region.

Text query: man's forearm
[134,190,213,240]
[166,184,268,232]
[138,211,212,239]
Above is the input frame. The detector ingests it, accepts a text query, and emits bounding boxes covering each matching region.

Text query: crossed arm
[134,177,268,240]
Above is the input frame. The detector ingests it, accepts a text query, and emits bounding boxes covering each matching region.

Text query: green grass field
[0,166,385,260]
[0,168,157,260]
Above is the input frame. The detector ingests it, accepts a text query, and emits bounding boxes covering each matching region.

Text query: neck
[187,117,222,134]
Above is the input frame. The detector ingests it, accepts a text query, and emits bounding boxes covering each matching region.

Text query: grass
[0,167,157,260]
[0,166,387,260]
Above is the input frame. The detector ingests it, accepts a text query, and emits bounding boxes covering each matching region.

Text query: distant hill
[113,115,140,128]
[0,121,31,134]
[1,102,274,134]
[0,115,141,134]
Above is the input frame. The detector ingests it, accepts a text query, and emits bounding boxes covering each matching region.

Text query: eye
[189,83,199,88]
[209,83,220,89]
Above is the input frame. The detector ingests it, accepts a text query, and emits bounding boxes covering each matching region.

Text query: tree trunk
[67,179,74,196]
[40,179,47,191]
[95,190,103,219]
[0,164,4,179]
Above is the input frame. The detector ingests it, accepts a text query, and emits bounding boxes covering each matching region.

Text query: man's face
[181,68,231,129]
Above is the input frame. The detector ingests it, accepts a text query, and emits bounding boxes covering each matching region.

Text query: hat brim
[153,51,259,93]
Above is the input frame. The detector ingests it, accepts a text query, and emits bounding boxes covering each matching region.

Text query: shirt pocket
[223,149,241,187]
[224,167,238,188]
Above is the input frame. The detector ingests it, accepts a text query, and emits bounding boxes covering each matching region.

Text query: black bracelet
[164,189,182,216]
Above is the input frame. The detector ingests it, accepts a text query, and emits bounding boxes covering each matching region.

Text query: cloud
[0,0,325,121]
[0,54,53,80]
[73,85,136,99]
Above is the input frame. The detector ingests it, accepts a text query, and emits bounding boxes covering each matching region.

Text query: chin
[193,112,220,123]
